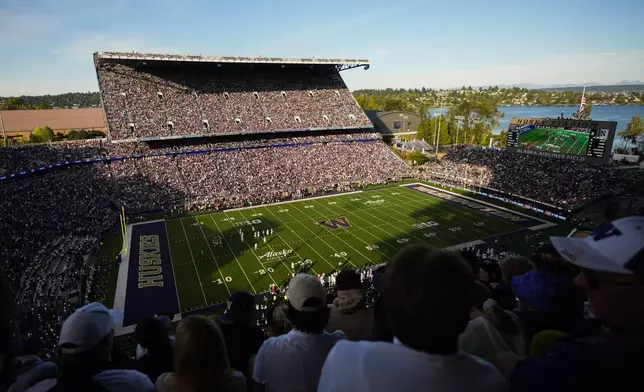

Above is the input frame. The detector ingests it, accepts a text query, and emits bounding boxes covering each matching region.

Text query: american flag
[578,87,586,116]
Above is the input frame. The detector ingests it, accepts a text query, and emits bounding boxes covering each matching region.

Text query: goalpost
[119,206,128,256]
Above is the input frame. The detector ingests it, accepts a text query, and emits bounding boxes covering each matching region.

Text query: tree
[5,97,25,110]
[618,115,644,148]
[30,126,54,143]
[493,131,508,148]
[453,97,501,146]
[572,102,592,120]
[36,101,51,110]
[383,97,409,112]
[416,120,435,144]
[410,150,429,165]
[429,115,449,145]
[67,130,82,140]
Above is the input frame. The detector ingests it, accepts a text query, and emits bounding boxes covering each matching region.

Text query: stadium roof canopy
[94,51,371,72]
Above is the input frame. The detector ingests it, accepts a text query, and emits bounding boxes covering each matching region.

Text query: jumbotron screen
[505,117,617,164]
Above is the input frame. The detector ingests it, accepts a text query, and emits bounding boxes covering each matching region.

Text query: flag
[578,87,586,117]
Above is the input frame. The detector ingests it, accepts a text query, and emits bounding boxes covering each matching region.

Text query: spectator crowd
[422,145,643,209]
[0,133,410,370]
[2,54,643,392]
[97,60,372,140]
[2,216,642,392]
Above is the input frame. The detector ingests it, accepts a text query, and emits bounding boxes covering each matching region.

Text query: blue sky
[1,0,643,95]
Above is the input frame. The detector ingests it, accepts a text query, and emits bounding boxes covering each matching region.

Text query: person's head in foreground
[498,255,535,285]
[385,244,474,354]
[550,216,644,334]
[58,302,122,369]
[135,316,172,356]
[221,291,255,325]
[286,274,330,334]
[170,316,239,391]
[335,269,362,292]
[265,304,292,337]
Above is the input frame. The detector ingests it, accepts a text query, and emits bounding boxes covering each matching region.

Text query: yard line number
[214,277,233,284]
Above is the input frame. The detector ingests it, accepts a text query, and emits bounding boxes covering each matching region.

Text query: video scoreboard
[505,117,617,164]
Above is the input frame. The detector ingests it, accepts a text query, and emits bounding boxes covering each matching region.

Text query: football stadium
[118,181,552,325]
[519,126,590,156]
[2,47,644,392]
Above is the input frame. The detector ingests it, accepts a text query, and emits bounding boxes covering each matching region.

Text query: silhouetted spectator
[156,316,245,392]
[494,256,536,310]
[478,262,502,289]
[253,274,344,392]
[460,281,527,363]
[318,245,506,392]
[511,269,583,340]
[7,337,57,392]
[326,269,374,340]
[361,293,392,342]
[0,275,15,392]
[26,302,154,392]
[508,217,644,392]
[134,317,173,383]
[218,292,265,389]
[264,304,292,338]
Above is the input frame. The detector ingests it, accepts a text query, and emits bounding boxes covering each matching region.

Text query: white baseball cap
[550,216,644,276]
[286,274,326,312]
[58,302,123,354]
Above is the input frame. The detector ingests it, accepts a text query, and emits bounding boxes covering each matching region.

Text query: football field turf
[520,128,589,156]
[115,183,551,328]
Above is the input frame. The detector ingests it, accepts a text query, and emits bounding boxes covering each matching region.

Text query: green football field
[520,128,589,156]
[156,183,541,313]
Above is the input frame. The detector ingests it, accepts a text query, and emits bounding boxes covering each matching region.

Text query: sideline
[401,182,556,231]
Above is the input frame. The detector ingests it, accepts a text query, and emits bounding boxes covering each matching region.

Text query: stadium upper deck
[94,52,373,141]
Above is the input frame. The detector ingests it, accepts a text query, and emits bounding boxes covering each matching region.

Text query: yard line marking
[235,209,295,275]
[191,217,232,297]
[288,203,362,269]
[223,190,363,212]
[565,132,586,154]
[310,199,396,259]
[164,221,183,312]
[387,190,496,239]
[263,206,338,271]
[340,192,431,244]
[226,210,280,285]
[400,182,548,224]
[574,136,589,156]
[349,189,471,247]
[179,219,209,304]
[248,209,317,275]
[207,215,257,294]
[379,189,491,244]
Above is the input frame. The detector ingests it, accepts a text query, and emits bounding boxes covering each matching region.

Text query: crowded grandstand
[0,51,643,392]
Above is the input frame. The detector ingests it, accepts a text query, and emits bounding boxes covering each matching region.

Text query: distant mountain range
[492,82,644,93]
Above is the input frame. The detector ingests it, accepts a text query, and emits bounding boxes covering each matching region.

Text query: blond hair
[173,316,232,392]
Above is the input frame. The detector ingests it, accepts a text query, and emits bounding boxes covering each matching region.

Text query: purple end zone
[403,184,540,227]
[123,221,179,327]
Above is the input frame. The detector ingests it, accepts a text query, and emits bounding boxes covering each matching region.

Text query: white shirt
[25,369,155,392]
[253,329,345,392]
[317,339,508,392]
[459,317,511,363]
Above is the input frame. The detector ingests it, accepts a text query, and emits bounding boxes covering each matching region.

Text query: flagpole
[578,86,586,119]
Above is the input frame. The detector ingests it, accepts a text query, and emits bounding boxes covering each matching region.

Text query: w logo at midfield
[318,217,351,230]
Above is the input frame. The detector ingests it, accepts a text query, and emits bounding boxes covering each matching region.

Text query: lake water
[428,105,644,148]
